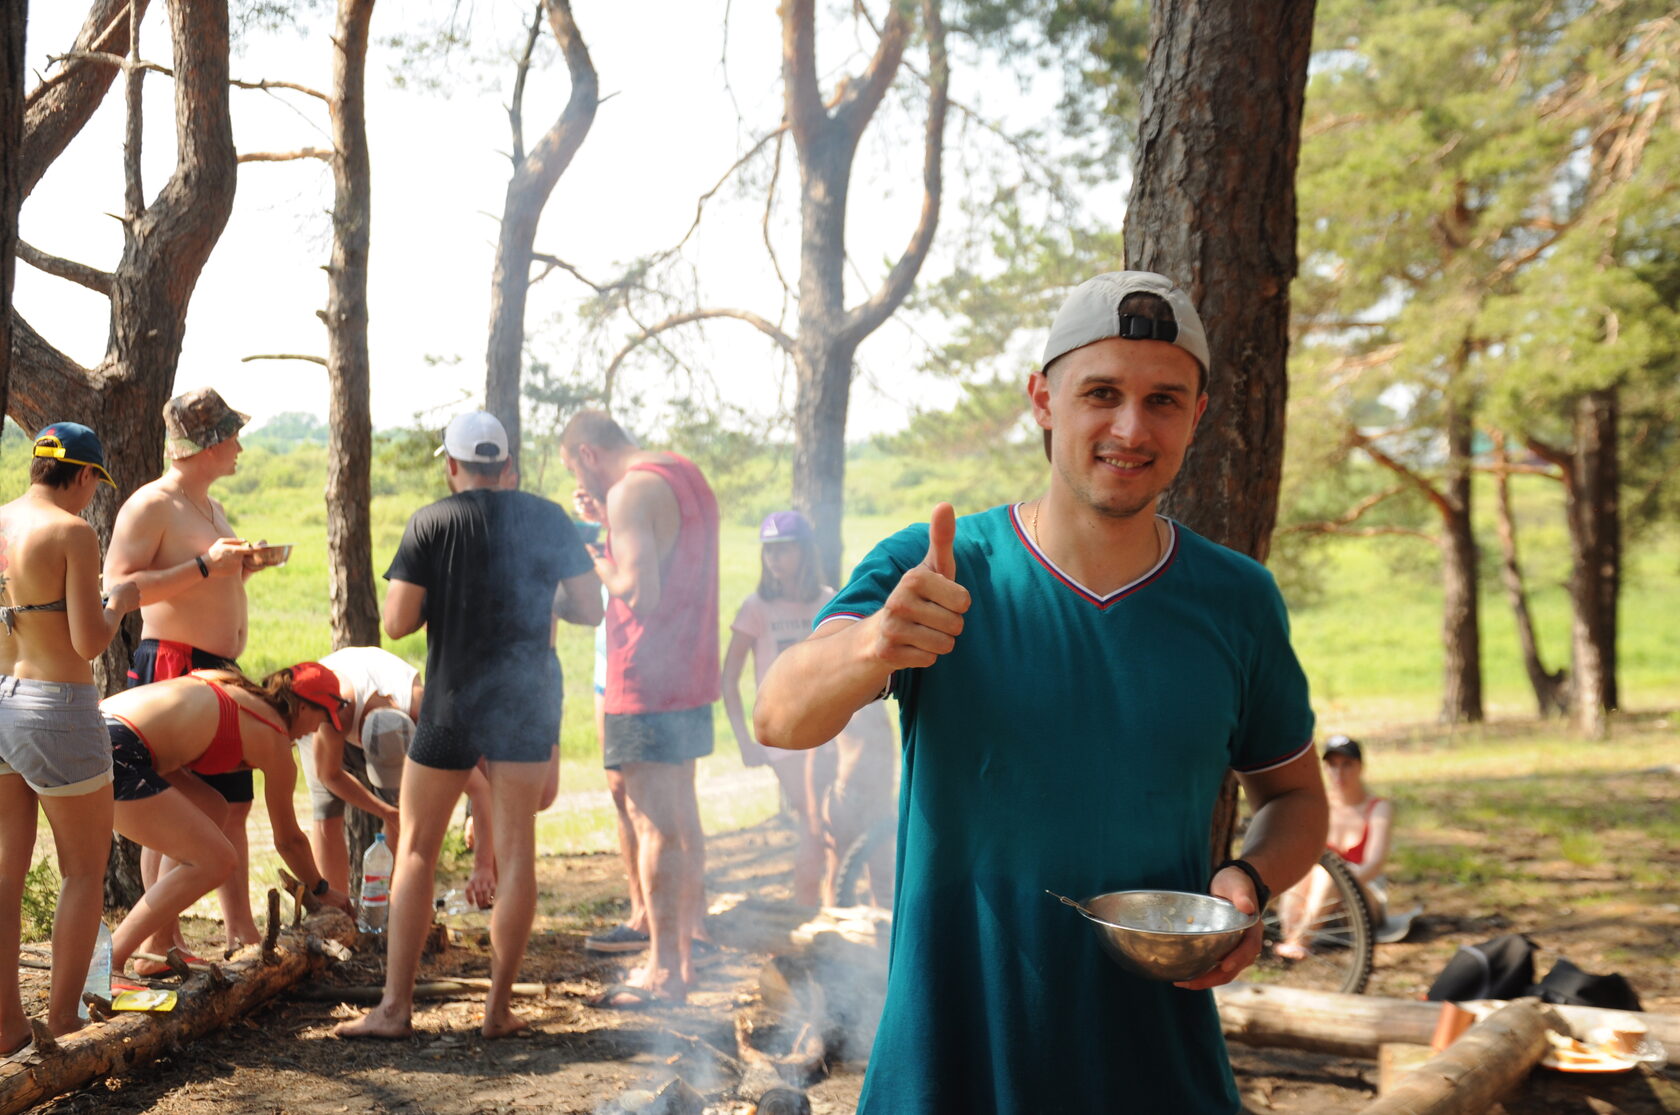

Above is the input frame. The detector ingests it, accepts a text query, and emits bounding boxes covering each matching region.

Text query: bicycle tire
[1254,850,1374,995]
[833,815,897,908]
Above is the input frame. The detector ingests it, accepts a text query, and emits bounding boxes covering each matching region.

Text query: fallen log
[1358,999,1554,1115]
[1215,983,1680,1067]
[0,908,356,1115]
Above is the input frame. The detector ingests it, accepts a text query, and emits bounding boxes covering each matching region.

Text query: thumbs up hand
[866,503,970,670]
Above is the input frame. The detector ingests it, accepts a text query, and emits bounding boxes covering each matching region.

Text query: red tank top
[603,455,720,714]
[1333,796,1385,866]
[186,672,287,775]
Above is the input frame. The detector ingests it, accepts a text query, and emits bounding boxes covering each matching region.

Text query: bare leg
[676,760,709,962]
[216,800,260,951]
[1277,863,1338,958]
[138,845,189,957]
[310,815,350,896]
[139,775,228,963]
[481,758,547,1038]
[0,775,38,1054]
[618,762,690,1002]
[335,762,470,1039]
[111,790,235,973]
[605,767,646,932]
[37,786,114,1036]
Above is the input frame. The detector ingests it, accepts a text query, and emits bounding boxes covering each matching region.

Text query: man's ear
[445,456,460,478]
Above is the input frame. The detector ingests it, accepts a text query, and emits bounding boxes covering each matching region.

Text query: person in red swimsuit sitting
[98,663,355,976]
[1276,735,1395,959]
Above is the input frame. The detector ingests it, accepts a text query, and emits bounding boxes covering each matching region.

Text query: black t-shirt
[385,488,593,732]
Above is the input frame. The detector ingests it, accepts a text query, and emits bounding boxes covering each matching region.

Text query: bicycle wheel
[1253,850,1373,994]
[833,815,897,908]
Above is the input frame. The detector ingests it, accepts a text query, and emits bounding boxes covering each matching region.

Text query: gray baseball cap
[1041,271,1210,377]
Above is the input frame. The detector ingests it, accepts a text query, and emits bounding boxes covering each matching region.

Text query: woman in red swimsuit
[1276,735,1395,959]
[98,663,355,976]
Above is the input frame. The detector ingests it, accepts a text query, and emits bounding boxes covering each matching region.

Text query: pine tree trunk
[1439,397,1483,723]
[1491,437,1565,716]
[324,0,380,651]
[485,0,598,469]
[1567,388,1618,737]
[0,0,21,424]
[1123,0,1316,857]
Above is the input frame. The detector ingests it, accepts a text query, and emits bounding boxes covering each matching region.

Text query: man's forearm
[124,556,209,606]
[1236,785,1330,896]
[754,620,890,751]
[325,771,395,822]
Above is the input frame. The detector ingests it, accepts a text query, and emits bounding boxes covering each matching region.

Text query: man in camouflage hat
[105,387,272,965]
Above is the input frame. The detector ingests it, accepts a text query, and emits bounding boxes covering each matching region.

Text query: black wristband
[312,876,330,897]
[1212,857,1270,913]
[195,554,210,578]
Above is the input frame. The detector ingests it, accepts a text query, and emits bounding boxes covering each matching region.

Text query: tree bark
[0,0,22,427]
[0,909,357,1115]
[1489,434,1566,716]
[323,0,380,651]
[1123,0,1316,858]
[1438,393,1483,723]
[783,0,946,585]
[1566,388,1618,737]
[485,0,598,468]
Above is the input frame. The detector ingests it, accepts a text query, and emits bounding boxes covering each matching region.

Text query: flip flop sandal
[589,983,676,1011]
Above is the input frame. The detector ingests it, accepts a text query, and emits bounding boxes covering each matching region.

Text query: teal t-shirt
[819,505,1314,1115]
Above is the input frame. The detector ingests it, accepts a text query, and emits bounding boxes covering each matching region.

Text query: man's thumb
[924,503,957,579]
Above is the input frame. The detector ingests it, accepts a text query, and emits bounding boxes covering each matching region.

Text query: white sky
[16,1,1102,442]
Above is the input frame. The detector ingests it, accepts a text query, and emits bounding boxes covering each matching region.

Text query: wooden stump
[1357,999,1555,1114]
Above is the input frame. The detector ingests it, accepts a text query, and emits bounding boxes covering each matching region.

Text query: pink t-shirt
[731,588,833,766]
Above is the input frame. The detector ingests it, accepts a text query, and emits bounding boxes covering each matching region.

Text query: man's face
[561,444,610,504]
[1028,338,1207,521]
[203,434,242,479]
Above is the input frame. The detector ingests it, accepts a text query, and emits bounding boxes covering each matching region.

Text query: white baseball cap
[1041,271,1210,377]
[435,410,509,463]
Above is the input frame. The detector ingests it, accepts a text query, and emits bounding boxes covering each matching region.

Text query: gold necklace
[175,483,217,527]
[1028,501,1164,570]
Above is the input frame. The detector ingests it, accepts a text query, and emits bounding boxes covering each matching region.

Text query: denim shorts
[0,676,112,796]
[602,705,715,770]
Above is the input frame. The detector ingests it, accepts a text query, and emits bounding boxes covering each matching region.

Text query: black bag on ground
[1536,957,1643,1011]
[1426,933,1538,1001]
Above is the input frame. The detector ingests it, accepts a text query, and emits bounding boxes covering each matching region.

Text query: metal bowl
[249,543,293,569]
[1078,890,1256,982]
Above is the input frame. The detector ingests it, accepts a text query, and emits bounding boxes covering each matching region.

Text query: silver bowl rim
[1077,889,1258,937]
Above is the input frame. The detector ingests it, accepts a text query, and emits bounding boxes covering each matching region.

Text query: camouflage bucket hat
[164,387,249,460]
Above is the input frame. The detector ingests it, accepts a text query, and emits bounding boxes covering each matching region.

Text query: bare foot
[482,1009,529,1039]
[334,1003,415,1040]
[1274,941,1309,961]
[46,1015,89,1040]
[1,1026,30,1058]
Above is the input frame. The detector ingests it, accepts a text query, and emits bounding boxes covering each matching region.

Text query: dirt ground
[14,795,1680,1114]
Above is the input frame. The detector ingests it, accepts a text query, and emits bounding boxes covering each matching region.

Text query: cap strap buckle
[1117,312,1178,344]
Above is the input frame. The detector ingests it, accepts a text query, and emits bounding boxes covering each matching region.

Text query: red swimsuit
[1332,797,1385,866]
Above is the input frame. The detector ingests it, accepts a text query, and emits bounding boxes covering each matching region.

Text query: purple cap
[759,510,813,543]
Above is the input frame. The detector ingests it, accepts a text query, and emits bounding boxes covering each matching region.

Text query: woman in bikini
[1276,735,1394,959]
[0,424,139,1051]
[98,662,354,976]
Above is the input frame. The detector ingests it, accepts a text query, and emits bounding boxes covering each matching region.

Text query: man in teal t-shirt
[754,272,1330,1113]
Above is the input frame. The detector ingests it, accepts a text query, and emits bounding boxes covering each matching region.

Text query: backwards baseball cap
[435,410,509,463]
[1322,735,1363,762]
[760,510,813,543]
[32,422,116,487]
[164,387,249,460]
[289,661,347,731]
[1041,271,1210,377]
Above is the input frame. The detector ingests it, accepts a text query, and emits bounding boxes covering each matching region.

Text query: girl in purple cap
[0,423,139,1049]
[722,511,893,905]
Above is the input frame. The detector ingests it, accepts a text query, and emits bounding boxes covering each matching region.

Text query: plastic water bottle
[79,922,112,1019]
[436,888,491,925]
[358,833,394,933]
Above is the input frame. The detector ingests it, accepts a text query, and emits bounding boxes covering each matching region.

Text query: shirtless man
[104,388,270,961]
[560,410,720,1007]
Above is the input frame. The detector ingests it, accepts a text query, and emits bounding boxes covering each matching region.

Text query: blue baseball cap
[759,510,813,543]
[33,422,116,487]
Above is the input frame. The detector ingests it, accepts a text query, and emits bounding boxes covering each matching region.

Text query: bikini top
[1332,796,1386,866]
[186,671,288,776]
[0,598,67,636]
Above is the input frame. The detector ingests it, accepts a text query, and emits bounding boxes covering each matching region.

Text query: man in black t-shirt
[337,411,602,1041]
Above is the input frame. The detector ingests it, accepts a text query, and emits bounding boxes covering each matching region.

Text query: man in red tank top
[561,410,720,1007]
